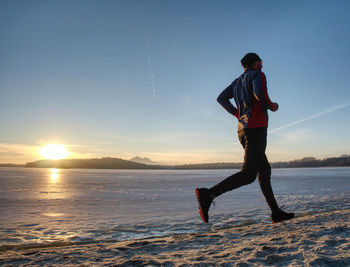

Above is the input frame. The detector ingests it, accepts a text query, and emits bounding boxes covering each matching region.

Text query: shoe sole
[272,216,295,224]
[195,188,208,223]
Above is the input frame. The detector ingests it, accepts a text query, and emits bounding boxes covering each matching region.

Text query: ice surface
[0,167,349,250]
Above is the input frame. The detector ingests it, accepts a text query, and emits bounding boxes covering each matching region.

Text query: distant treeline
[271,156,350,168]
[175,156,350,169]
[25,157,173,169]
[0,164,25,167]
[175,162,242,169]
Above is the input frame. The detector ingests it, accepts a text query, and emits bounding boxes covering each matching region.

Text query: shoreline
[1,166,350,170]
[1,209,349,266]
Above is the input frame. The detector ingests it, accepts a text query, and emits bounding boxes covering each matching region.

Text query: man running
[196,53,294,224]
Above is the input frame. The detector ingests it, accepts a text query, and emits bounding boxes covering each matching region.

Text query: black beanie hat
[241,53,262,67]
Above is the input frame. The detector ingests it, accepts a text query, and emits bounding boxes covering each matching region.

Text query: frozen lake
[0,167,349,250]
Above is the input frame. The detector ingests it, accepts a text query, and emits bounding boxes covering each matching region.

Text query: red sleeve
[260,72,274,108]
[253,71,276,110]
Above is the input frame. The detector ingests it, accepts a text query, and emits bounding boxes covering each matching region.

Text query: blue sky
[1,0,350,164]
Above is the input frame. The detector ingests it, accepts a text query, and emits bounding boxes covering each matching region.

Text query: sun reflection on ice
[43,212,65,217]
[50,168,59,182]
[41,168,68,199]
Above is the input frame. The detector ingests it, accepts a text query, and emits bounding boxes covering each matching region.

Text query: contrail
[215,141,240,151]
[215,100,350,151]
[269,100,350,133]
[147,42,156,100]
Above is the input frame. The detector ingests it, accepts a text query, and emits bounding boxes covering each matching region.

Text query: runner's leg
[257,154,279,212]
[209,129,259,198]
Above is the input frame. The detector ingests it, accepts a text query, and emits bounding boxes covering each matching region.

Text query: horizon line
[2,153,349,166]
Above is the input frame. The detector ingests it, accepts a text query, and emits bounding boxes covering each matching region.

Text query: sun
[40,144,70,160]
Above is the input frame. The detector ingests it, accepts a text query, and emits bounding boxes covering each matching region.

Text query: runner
[196,53,295,224]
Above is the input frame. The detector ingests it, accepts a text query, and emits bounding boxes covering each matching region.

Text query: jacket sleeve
[252,71,277,110]
[217,83,239,118]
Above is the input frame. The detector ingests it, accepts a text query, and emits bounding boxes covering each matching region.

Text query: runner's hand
[270,102,279,112]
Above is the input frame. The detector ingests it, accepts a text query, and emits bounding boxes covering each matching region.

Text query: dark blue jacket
[217,69,277,131]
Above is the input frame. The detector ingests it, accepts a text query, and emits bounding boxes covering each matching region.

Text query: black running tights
[209,127,279,212]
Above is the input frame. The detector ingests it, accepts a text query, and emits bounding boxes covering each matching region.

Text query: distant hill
[129,156,157,165]
[26,157,173,169]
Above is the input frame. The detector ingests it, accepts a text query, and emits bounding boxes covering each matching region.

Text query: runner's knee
[242,169,257,185]
[259,163,271,180]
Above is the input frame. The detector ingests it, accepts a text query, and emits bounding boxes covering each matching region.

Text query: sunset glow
[40,144,70,160]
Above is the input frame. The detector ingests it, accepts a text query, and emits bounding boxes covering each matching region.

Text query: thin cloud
[0,143,39,163]
[201,109,233,125]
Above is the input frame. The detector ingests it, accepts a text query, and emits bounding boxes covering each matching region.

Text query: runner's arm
[252,72,278,111]
[217,84,239,118]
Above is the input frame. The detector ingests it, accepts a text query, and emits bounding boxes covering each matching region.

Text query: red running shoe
[195,188,214,223]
